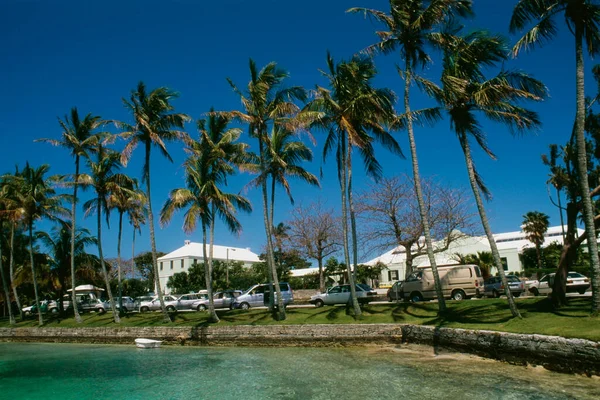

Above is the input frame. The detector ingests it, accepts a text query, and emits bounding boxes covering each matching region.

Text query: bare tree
[287,200,341,292]
[356,175,478,280]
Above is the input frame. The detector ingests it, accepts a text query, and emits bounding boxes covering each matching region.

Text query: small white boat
[135,338,162,349]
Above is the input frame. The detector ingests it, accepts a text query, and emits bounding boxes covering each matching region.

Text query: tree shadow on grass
[518,297,591,318]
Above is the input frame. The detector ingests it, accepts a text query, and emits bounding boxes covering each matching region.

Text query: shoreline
[1,323,599,376]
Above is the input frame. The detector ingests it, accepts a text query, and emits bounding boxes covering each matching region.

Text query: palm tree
[453,251,494,278]
[304,53,401,317]
[81,144,132,323]
[0,184,19,324]
[107,178,146,312]
[541,144,569,240]
[510,0,600,314]
[349,0,473,314]
[522,211,550,269]
[36,220,98,314]
[36,108,102,323]
[13,163,68,325]
[428,30,548,318]
[128,202,147,280]
[224,60,306,320]
[160,112,251,323]
[120,81,191,323]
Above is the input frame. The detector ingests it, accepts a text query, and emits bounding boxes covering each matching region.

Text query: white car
[309,284,377,307]
[528,272,590,296]
[139,295,179,312]
[176,293,207,309]
[22,300,59,316]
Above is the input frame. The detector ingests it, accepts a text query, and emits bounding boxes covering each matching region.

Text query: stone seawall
[1,324,598,375]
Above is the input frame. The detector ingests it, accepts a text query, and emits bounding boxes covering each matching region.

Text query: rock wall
[1,324,598,375]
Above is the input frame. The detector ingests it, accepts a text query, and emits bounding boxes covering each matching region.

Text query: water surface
[0,342,597,399]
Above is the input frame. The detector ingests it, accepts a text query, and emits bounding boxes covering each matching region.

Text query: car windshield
[567,272,585,278]
[507,276,520,283]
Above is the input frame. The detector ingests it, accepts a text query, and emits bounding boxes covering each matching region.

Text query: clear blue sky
[0,0,591,261]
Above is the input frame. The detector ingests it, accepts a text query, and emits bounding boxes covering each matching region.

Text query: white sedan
[528,272,590,296]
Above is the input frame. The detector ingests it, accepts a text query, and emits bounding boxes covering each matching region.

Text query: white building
[157,241,261,293]
[366,225,582,286]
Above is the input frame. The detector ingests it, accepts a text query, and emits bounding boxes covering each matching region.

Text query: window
[181,259,184,269]
[170,261,173,270]
[328,286,342,294]
[501,258,508,271]
[194,258,198,265]
[160,262,163,271]
[388,270,399,281]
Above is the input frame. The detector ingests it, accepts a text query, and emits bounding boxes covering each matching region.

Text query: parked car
[62,294,107,313]
[528,272,590,296]
[176,293,207,309]
[232,283,294,310]
[113,296,136,312]
[309,284,377,307]
[402,264,484,302]
[387,281,404,302]
[22,300,59,316]
[192,290,242,311]
[484,275,524,298]
[139,295,179,312]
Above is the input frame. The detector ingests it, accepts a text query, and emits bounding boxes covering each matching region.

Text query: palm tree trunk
[557,187,566,241]
[9,224,23,320]
[347,146,359,283]
[72,158,82,323]
[145,143,171,322]
[259,138,282,318]
[461,135,521,318]
[204,213,219,323]
[117,211,124,314]
[535,244,542,269]
[269,176,277,310]
[340,135,362,317]
[132,227,136,280]
[97,196,119,323]
[405,247,414,281]
[0,225,16,324]
[404,66,447,313]
[575,24,600,315]
[29,223,43,326]
[318,252,325,293]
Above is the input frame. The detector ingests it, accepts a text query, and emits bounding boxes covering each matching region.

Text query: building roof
[158,241,261,263]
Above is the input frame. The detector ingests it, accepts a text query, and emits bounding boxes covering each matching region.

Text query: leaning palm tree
[510,1,600,314]
[120,81,191,323]
[160,112,251,323]
[36,108,102,323]
[348,0,473,314]
[304,53,401,317]
[13,163,69,325]
[224,60,306,320]
[427,30,548,318]
[522,211,550,269]
[81,144,132,323]
[107,178,146,312]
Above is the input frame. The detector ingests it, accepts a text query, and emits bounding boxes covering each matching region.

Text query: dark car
[387,281,404,302]
[484,275,524,298]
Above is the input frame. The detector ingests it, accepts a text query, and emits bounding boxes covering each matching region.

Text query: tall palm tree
[36,220,98,313]
[541,144,569,240]
[0,185,18,324]
[427,30,548,318]
[510,0,600,314]
[160,112,251,323]
[348,0,473,314]
[120,81,190,323]
[128,202,147,280]
[13,163,68,325]
[81,144,132,323]
[522,211,550,269]
[107,178,146,312]
[36,108,102,323]
[225,60,306,320]
[304,53,401,317]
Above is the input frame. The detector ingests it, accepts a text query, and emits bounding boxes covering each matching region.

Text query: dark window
[170,261,173,270]
[474,266,482,278]
[501,257,508,271]
[280,283,289,291]
[160,262,163,271]
[181,259,184,269]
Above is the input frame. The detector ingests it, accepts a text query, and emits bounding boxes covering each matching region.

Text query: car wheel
[166,305,176,312]
[240,302,250,310]
[24,311,31,317]
[513,292,521,298]
[314,299,324,308]
[530,288,539,297]
[197,304,207,311]
[493,290,500,298]
[578,289,587,294]
[451,290,466,301]
[97,307,105,314]
[121,306,128,313]
[410,292,423,303]
[140,306,149,313]
[50,307,58,314]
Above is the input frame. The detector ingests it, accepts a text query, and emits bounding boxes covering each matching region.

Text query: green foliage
[355,262,386,286]
[134,251,165,285]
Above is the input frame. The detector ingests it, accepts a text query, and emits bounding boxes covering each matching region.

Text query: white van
[402,264,484,302]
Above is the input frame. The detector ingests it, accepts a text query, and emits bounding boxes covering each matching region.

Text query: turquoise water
[0,343,598,399]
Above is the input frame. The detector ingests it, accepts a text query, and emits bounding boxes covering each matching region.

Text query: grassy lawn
[2,297,599,341]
